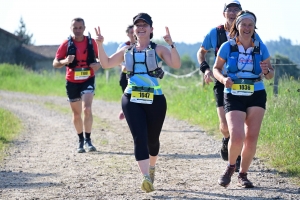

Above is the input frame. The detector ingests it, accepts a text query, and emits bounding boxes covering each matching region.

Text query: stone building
[0,27,59,71]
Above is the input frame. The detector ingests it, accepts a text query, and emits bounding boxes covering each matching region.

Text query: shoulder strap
[87,32,96,64]
[216,25,228,56]
[229,38,239,52]
[253,39,260,54]
[150,41,157,49]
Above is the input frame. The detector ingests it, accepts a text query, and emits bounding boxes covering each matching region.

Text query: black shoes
[238,172,254,188]
[77,139,86,153]
[85,138,97,152]
[77,138,96,153]
[235,156,241,172]
[220,137,229,161]
[218,165,236,187]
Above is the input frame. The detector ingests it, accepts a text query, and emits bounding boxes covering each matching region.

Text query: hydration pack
[124,41,164,79]
[226,38,262,80]
[66,32,96,68]
[215,25,228,57]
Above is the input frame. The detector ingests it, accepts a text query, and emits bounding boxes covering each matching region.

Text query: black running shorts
[213,80,225,107]
[224,90,267,113]
[66,76,95,102]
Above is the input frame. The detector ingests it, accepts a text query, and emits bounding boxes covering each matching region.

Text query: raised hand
[94,26,104,45]
[163,26,173,45]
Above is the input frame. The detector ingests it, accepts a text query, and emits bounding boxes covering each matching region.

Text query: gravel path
[0,90,299,200]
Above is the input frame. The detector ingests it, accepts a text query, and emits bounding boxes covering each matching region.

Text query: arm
[157,27,181,69]
[197,47,213,84]
[53,55,74,69]
[156,45,181,69]
[53,42,74,69]
[213,56,233,88]
[260,57,274,80]
[259,44,274,80]
[94,26,124,69]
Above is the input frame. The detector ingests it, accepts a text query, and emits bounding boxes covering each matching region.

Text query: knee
[148,140,160,155]
[230,134,244,146]
[244,134,259,148]
[73,112,81,120]
[220,121,228,133]
[83,106,92,116]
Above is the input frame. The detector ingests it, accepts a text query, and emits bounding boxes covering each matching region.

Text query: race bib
[74,68,91,80]
[130,86,154,104]
[231,79,254,96]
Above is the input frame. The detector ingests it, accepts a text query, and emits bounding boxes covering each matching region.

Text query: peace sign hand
[163,26,173,45]
[94,26,104,45]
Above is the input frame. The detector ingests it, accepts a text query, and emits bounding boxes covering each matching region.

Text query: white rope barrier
[163,68,200,78]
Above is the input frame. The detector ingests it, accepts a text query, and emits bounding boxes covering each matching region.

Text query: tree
[14,17,34,45]
[272,54,300,80]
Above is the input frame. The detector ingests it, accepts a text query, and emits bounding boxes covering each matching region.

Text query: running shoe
[141,175,154,193]
[235,156,241,172]
[238,172,254,188]
[220,137,229,161]
[85,138,97,152]
[149,167,155,183]
[218,165,236,187]
[77,139,85,153]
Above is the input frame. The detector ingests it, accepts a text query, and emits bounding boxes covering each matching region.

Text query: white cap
[224,0,242,12]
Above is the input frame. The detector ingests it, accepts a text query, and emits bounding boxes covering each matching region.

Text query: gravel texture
[0,90,299,200]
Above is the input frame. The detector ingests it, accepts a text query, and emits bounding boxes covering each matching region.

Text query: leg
[81,92,97,151]
[214,82,230,161]
[70,100,85,153]
[69,100,83,133]
[218,110,245,187]
[118,72,127,120]
[146,95,167,183]
[82,92,94,133]
[226,110,246,165]
[217,106,229,138]
[241,107,265,173]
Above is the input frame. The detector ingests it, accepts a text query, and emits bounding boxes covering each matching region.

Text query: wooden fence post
[273,59,280,97]
[105,70,109,83]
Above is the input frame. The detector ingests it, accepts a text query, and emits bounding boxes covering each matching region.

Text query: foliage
[14,17,34,45]
[164,54,196,75]
[272,54,300,80]
[265,37,300,64]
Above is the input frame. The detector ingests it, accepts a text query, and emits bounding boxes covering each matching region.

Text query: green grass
[0,64,66,96]
[0,63,299,182]
[0,107,22,160]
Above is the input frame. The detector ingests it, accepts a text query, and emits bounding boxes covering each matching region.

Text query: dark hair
[126,25,134,33]
[229,10,257,39]
[71,18,85,26]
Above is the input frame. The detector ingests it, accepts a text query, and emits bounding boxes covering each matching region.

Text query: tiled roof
[0,27,21,41]
[21,44,59,59]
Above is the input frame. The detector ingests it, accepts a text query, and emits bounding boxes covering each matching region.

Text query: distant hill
[264,37,300,64]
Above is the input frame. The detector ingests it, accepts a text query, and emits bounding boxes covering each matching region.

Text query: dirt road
[0,90,299,199]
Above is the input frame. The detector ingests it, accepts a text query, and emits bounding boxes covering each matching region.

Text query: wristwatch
[170,43,176,48]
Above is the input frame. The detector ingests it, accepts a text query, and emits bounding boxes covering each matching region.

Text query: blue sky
[0,0,299,45]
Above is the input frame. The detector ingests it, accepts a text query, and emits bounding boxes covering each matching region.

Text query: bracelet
[263,68,270,76]
[170,43,176,48]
